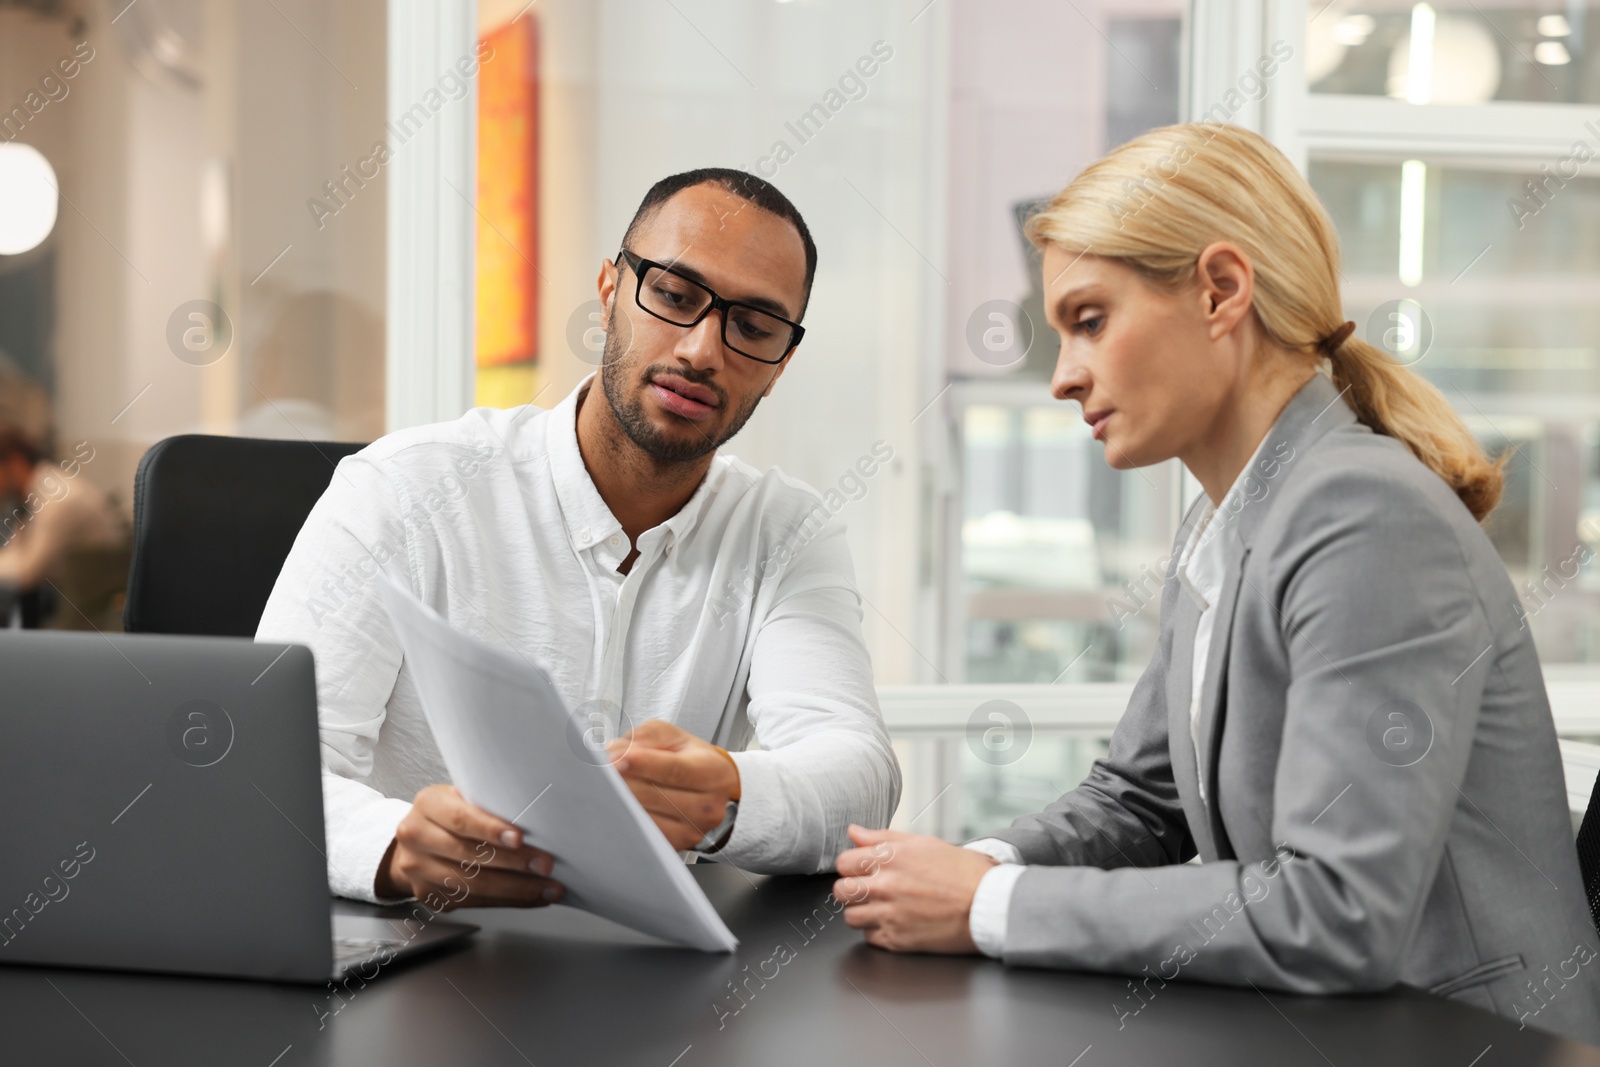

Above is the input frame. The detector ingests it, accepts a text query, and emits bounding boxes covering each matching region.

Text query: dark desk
[3,864,1597,1066]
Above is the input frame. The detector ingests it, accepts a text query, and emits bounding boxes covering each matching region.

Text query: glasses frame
[615,248,805,365]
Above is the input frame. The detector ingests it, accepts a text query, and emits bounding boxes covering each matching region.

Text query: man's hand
[375,784,566,909]
[606,720,740,851]
[832,825,997,954]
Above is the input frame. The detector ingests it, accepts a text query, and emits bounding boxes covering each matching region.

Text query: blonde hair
[1026,123,1503,521]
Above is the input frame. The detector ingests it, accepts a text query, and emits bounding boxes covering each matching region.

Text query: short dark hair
[619,168,818,320]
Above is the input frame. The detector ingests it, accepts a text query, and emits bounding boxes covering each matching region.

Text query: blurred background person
[0,425,127,630]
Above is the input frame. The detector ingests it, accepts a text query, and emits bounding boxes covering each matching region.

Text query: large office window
[1277,0,1600,678]
[1312,159,1600,663]
[1306,0,1599,105]
[944,1,1188,686]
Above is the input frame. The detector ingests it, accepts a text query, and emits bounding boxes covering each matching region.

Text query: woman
[833,123,1600,1044]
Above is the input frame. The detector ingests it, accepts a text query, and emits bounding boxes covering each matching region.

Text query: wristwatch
[696,744,741,854]
[696,799,738,854]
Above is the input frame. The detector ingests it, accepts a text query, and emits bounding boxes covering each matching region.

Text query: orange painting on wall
[476,16,539,369]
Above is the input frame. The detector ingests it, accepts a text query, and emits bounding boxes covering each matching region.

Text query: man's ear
[1195,241,1255,342]
[597,257,618,319]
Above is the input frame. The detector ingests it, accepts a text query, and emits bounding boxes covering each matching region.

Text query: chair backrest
[123,435,367,637]
[1579,772,1600,933]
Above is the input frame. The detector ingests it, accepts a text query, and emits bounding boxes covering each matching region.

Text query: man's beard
[598,309,765,465]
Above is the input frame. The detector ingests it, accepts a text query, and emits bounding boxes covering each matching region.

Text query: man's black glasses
[616,249,804,365]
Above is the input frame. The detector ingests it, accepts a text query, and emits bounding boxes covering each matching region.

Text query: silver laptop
[0,630,475,983]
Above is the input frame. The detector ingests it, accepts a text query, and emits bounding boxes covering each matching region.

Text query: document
[378,578,738,953]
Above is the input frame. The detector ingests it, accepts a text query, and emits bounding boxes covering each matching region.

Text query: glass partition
[0,0,387,629]
[947,2,1187,685]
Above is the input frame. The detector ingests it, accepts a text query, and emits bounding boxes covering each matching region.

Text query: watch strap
[696,799,738,853]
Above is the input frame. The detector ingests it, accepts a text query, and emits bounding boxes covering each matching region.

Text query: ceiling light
[1306,19,1350,82]
[200,158,229,258]
[1537,14,1571,36]
[1333,14,1376,46]
[1406,3,1436,104]
[1535,40,1572,64]
[1398,159,1427,287]
[1388,14,1501,104]
[0,143,59,256]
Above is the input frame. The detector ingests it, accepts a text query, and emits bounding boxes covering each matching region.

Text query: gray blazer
[986,373,1600,1044]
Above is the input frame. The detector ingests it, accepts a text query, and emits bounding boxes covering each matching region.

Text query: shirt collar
[1177,432,1271,611]
[546,374,721,555]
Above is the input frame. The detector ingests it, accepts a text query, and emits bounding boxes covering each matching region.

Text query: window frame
[387,0,479,432]
[1259,0,1598,167]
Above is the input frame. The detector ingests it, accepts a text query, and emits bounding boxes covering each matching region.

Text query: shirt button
[608,534,621,548]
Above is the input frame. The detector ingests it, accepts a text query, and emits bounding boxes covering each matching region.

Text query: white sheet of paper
[378,577,737,953]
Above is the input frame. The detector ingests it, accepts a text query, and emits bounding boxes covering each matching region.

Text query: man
[257,169,900,909]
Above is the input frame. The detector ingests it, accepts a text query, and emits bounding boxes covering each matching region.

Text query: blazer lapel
[1193,536,1248,860]
[1167,373,1361,862]
[1164,580,1218,860]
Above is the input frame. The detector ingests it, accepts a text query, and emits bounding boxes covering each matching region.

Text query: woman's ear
[1195,242,1255,342]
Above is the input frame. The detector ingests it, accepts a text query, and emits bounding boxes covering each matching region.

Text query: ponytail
[1325,335,1503,520]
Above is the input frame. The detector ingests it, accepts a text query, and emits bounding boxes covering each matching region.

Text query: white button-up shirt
[257,379,900,902]
[964,441,1267,957]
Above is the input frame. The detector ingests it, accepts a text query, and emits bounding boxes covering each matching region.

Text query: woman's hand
[832,825,999,954]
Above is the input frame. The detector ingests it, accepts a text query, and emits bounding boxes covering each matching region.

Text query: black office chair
[123,435,367,637]
[1579,775,1600,933]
